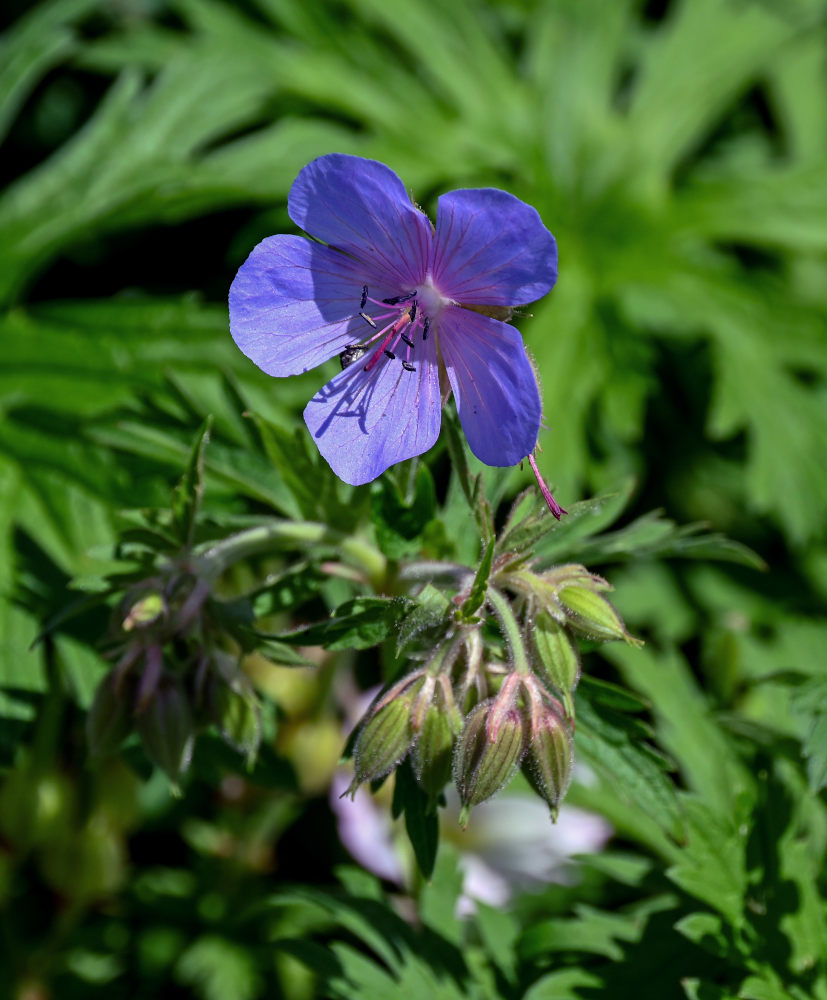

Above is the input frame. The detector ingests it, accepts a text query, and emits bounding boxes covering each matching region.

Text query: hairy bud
[454,692,527,826]
[412,676,463,797]
[531,610,581,715]
[556,584,642,645]
[346,672,425,794]
[523,697,574,819]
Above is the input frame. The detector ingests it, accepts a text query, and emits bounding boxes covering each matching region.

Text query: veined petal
[303,335,442,486]
[229,235,395,377]
[432,189,557,306]
[439,308,541,467]
[288,154,433,289]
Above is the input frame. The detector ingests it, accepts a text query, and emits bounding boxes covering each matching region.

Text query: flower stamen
[364,310,414,372]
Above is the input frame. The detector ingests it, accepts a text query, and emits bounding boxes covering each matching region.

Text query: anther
[360,285,368,309]
[382,291,417,305]
[402,362,416,372]
[359,311,377,328]
[384,350,396,360]
[409,303,417,322]
[401,334,414,348]
[422,317,430,340]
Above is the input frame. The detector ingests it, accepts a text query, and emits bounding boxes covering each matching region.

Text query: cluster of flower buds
[345,561,638,824]
[87,561,261,787]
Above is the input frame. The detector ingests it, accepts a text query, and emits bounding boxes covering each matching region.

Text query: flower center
[415,274,452,319]
[339,278,451,375]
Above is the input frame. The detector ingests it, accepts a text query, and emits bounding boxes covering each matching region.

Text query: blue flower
[229,154,558,488]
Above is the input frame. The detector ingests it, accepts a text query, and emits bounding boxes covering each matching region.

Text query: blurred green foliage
[1,0,826,998]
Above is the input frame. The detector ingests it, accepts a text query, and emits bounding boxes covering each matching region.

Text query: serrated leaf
[574,683,683,840]
[666,796,747,929]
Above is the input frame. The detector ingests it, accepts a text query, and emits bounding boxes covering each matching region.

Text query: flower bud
[556,585,642,646]
[122,589,165,632]
[87,669,134,759]
[530,611,581,715]
[454,696,527,825]
[412,677,463,797]
[347,675,424,794]
[523,700,574,819]
[136,679,195,789]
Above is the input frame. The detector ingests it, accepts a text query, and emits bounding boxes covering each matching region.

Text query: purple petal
[438,307,541,466]
[432,189,557,306]
[288,154,433,289]
[303,335,442,486]
[229,235,398,377]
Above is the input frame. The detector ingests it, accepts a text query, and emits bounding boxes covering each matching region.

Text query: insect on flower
[229,154,563,513]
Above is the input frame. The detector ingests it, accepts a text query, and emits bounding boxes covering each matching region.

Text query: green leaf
[249,412,340,522]
[518,896,674,962]
[568,510,766,570]
[418,846,465,947]
[390,761,438,879]
[666,796,748,929]
[370,464,437,560]
[523,969,604,1000]
[790,677,827,792]
[457,539,494,621]
[0,0,98,146]
[574,679,684,841]
[171,417,212,549]
[394,583,452,656]
[88,422,301,517]
[442,408,493,544]
[500,484,633,562]
[674,912,736,962]
[175,935,259,1000]
[276,597,414,651]
[681,981,740,1000]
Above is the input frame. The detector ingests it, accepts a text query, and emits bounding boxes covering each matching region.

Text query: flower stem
[486,587,531,676]
[198,520,386,587]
